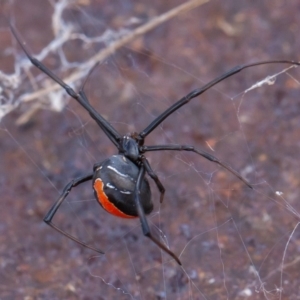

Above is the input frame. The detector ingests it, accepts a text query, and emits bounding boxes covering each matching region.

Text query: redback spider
[11,24,300,265]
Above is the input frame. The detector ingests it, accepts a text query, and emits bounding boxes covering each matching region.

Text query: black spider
[11,24,299,265]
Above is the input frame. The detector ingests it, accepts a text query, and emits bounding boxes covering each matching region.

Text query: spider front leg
[78,89,120,148]
[44,173,105,254]
[141,144,253,188]
[134,166,181,265]
[10,24,121,146]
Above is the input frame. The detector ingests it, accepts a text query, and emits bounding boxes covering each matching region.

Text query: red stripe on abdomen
[93,178,136,219]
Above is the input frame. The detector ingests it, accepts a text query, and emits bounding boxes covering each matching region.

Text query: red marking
[94,178,136,219]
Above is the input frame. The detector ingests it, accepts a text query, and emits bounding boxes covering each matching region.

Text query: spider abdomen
[93,155,153,218]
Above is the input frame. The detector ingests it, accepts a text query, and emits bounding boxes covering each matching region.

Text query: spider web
[1,0,300,299]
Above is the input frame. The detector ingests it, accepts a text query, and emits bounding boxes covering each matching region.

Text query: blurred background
[1,0,300,299]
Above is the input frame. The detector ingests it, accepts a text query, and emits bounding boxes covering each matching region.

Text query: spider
[11,24,300,265]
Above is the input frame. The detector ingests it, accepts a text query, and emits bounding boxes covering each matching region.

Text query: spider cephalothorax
[120,136,141,160]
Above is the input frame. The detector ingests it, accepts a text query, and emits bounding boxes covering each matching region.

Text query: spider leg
[44,173,105,254]
[139,60,300,139]
[78,89,120,148]
[10,24,121,146]
[134,166,181,265]
[78,61,120,147]
[140,156,165,203]
[141,144,252,188]
[74,61,119,149]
